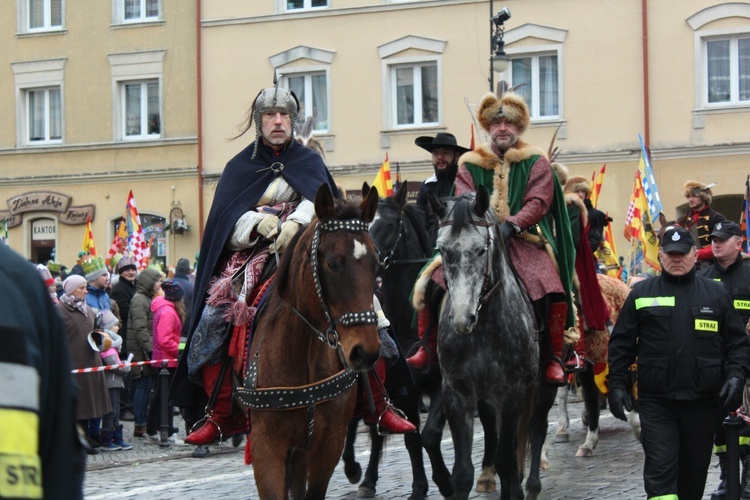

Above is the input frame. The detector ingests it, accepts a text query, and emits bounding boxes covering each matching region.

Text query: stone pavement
[84,398,723,498]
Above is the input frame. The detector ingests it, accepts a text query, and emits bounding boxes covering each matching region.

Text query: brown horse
[236,185,382,499]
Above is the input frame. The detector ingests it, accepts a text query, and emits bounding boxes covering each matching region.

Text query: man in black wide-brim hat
[409,132,471,370]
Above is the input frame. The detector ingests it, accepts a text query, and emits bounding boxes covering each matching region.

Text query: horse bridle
[375,214,429,270]
[438,217,502,315]
[290,218,379,357]
[236,218,379,450]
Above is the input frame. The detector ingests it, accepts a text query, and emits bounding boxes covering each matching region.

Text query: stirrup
[375,403,409,437]
[564,351,587,373]
[190,412,224,445]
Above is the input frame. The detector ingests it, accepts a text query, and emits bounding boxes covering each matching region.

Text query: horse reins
[236,218,378,450]
[375,215,429,270]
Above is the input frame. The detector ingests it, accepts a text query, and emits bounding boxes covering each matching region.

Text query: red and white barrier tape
[71,358,178,374]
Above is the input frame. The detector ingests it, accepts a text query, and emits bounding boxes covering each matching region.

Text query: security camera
[493,7,511,26]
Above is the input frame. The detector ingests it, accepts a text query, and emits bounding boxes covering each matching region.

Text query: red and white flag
[106,190,150,270]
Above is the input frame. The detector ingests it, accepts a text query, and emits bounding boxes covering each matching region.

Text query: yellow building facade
[0,0,200,269]
[2,0,749,266]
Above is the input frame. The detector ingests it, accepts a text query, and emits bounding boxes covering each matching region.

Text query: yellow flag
[372,153,393,197]
[82,216,98,256]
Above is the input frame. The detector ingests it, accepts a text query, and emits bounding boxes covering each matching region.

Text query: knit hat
[476,92,530,134]
[161,279,184,302]
[175,258,191,275]
[116,256,137,274]
[36,264,54,286]
[683,180,713,205]
[98,309,120,330]
[564,176,591,196]
[63,275,87,295]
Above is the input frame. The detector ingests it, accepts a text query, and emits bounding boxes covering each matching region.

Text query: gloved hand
[256,215,280,239]
[271,220,301,254]
[720,376,745,413]
[608,387,633,422]
[499,221,517,243]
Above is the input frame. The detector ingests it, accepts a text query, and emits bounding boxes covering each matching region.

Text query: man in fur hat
[677,180,726,263]
[564,176,611,256]
[452,91,576,385]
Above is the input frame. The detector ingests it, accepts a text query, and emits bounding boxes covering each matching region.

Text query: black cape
[171,139,339,408]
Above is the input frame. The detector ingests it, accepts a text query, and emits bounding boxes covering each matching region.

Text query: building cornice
[0,166,197,187]
[202,0,481,27]
[0,137,197,156]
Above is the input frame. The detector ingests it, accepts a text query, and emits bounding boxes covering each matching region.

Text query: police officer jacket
[698,253,750,326]
[608,268,750,400]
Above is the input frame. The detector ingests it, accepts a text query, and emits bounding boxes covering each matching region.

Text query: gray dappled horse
[429,186,545,500]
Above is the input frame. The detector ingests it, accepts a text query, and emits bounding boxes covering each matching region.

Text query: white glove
[271,221,301,254]
[256,215,280,238]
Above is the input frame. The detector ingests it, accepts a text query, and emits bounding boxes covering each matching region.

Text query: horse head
[281,184,382,371]
[429,185,496,334]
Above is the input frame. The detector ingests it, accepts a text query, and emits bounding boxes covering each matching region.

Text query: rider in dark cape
[171,83,414,447]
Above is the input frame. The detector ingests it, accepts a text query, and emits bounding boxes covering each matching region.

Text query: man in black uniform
[698,220,750,498]
[0,244,85,499]
[608,226,750,500]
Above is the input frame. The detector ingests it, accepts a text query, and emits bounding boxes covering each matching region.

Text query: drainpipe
[641,0,651,152]
[196,0,205,239]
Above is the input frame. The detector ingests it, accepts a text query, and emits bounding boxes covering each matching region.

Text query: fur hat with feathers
[564,176,591,196]
[683,180,714,205]
[477,92,530,134]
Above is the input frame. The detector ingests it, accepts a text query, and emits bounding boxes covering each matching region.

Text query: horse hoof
[356,486,376,498]
[576,446,594,458]
[475,479,496,493]
[345,463,362,484]
[554,431,569,443]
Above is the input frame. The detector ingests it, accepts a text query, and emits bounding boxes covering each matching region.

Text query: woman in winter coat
[56,275,112,453]
[126,267,163,438]
[145,280,185,443]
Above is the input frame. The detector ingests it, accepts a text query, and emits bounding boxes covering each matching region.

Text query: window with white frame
[12,59,65,147]
[123,0,160,21]
[390,62,439,127]
[704,35,750,106]
[120,80,160,139]
[21,0,63,33]
[109,50,165,141]
[26,87,62,143]
[285,0,327,11]
[284,73,329,132]
[508,53,560,120]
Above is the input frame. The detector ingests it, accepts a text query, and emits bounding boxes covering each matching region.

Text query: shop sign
[7,191,71,215]
[32,220,57,240]
[0,211,21,228]
[59,205,96,226]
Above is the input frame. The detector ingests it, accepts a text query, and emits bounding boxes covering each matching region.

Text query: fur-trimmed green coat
[455,141,576,328]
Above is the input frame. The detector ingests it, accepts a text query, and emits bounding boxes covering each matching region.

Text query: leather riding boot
[544,301,568,385]
[710,453,727,500]
[185,364,246,445]
[361,359,416,434]
[406,309,438,370]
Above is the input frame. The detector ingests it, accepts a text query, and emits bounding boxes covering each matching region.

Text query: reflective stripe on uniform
[0,363,42,498]
[0,363,39,410]
[634,296,676,310]
[648,495,678,500]
[0,410,41,499]
[735,299,750,310]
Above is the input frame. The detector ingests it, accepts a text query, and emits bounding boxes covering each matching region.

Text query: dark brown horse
[236,185,381,499]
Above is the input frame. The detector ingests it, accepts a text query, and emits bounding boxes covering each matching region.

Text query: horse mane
[448,195,481,237]
[402,203,433,257]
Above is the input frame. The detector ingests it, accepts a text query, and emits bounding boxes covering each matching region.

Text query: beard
[435,160,458,180]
